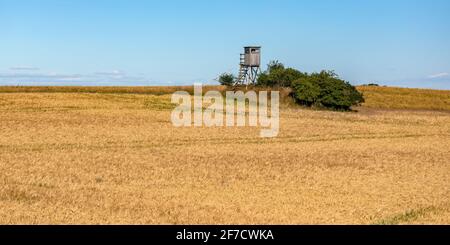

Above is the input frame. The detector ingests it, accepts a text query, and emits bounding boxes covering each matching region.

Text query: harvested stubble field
[0,86,449,224]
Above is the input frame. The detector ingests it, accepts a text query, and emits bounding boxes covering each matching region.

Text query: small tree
[292,70,364,110]
[218,73,235,86]
[257,60,306,87]
[267,60,285,73]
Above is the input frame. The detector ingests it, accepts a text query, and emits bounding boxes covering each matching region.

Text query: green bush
[292,71,364,110]
[257,60,306,87]
[218,73,236,86]
[291,77,321,107]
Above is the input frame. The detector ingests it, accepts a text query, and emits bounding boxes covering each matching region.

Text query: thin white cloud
[58,76,84,82]
[428,72,449,79]
[0,72,81,79]
[0,70,152,86]
[94,70,124,76]
[9,66,40,71]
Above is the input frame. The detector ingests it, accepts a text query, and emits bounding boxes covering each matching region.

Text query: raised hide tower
[236,46,261,85]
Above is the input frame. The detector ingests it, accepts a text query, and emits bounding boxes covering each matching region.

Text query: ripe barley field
[0,86,449,224]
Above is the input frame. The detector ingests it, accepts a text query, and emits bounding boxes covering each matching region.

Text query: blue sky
[1,0,450,89]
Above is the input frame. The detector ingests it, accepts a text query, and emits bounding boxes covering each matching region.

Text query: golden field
[0,86,449,224]
[358,86,450,111]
